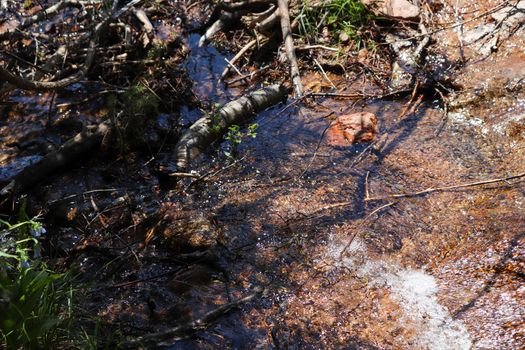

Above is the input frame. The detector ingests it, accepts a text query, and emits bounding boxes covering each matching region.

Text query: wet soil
[1,0,524,349]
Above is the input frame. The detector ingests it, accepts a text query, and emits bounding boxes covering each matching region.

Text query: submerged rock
[327,112,379,146]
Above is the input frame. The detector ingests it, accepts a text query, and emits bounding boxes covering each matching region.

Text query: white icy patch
[321,235,472,350]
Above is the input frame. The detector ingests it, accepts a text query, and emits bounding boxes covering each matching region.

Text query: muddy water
[1,1,524,348]
[171,19,525,348]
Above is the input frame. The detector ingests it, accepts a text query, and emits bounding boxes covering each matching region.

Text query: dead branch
[365,172,525,201]
[199,11,242,47]
[122,288,262,348]
[175,84,289,169]
[0,35,96,90]
[277,0,303,97]
[219,0,276,12]
[256,8,280,35]
[0,0,142,91]
[220,39,257,81]
[413,21,429,61]
[0,122,111,196]
[133,8,154,47]
[0,0,101,41]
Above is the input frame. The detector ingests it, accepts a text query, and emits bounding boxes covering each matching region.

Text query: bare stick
[219,0,276,12]
[256,8,280,35]
[219,39,257,81]
[413,21,429,61]
[225,65,269,85]
[168,172,201,179]
[313,58,337,90]
[133,8,154,47]
[0,30,98,90]
[224,57,243,77]
[122,289,262,347]
[398,81,419,119]
[199,12,241,47]
[365,172,525,201]
[277,0,303,97]
[298,44,339,52]
[0,0,102,41]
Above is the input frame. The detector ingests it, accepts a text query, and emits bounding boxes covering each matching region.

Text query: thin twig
[365,172,525,201]
[122,288,262,347]
[313,58,337,90]
[169,172,201,178]
[398,81,419,119]
[299,112,335,178]
[220,39,257,81]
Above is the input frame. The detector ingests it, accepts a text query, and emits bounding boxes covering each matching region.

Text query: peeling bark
[175,84,289,169]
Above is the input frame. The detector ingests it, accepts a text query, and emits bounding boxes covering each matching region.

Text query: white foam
[322,234,473,350]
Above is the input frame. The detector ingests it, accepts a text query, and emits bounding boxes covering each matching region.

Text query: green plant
[208,103,223,134]
[247,123,258,138]
[109,82,160,153]
[22,0,33,10]
[0,216,73,349]
[225,125,243,146]
[298,0,371,46]
[223,123,258,160]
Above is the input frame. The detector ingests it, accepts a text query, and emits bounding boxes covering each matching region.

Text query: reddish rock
[327,112,379,146]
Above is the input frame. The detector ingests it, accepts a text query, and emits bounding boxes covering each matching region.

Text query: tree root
[175,84,289,169]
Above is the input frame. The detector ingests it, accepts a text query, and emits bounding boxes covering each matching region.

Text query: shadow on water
[453,231,525,318]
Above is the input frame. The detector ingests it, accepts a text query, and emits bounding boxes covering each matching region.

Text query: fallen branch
[199,11,242,47]
[122,288,262,348]
[365,172,525,201]
[219,0,275,12]
[0,28,98,90]
[0,0,102,41]
[0,0,142,91]
[0,122,111,195]
[256,8,280,35]
[277,0,302,97]
[175,84,289,169]
[219,39,257,81]
[133,8,154,47]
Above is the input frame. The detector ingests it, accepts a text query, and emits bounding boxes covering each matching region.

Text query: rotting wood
[277,0,303,97]
[0,122,111,196]
[175,84,289,169]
